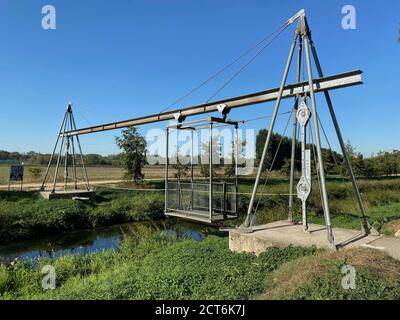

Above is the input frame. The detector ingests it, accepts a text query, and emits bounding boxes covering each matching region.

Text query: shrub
[0,190,164,244]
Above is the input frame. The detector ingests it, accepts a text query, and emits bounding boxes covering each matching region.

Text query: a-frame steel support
[40,104,90,193]
[241,12,372,250]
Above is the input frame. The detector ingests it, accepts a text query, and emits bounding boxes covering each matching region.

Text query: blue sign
[9,165,24,182]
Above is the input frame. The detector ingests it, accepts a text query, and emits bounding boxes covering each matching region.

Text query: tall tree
[256,129,298,172]
[342,140,365,176]
[171,151,190,180]
[199,137,220,179]
[115,127,147,183]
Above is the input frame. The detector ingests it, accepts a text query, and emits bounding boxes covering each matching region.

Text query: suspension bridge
[39,9,386,252]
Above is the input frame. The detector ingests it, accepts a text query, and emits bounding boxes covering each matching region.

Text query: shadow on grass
[0,190,41,201]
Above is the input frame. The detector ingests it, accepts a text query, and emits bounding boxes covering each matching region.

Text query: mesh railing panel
[166,181,237,218]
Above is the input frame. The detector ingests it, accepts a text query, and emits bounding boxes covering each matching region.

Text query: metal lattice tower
[239,11,373,250]
[40,104,90,193]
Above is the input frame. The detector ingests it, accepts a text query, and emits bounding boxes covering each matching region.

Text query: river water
[0,220,224,264]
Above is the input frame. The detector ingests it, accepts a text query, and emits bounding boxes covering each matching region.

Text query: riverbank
[0,187,164,244]
[0,230,319,299]
[1,176,400,245]
[0,220,219,264]
[1,228,399,300]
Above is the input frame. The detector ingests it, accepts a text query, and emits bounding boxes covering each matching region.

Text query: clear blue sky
[0,0,399,156]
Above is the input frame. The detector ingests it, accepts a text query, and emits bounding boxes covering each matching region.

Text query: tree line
[0,150,124,166]
[255,129,400,178]
[1,127,398,181]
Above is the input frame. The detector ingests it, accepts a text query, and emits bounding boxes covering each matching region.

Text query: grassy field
[0,175,400,245]
[0,175,400,300]
[230,176,400,235]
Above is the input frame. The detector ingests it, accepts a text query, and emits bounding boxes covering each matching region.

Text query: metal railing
[166,181,237,221]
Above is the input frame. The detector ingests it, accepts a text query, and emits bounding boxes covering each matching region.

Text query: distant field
[0,165,176,185]
[0,164,220,186]
[0,165,126,185]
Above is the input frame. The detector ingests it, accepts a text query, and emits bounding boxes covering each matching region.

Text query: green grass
[232,176,400,233]
[260,247,400,300]
[1,174,400,300]
[0,230,319,300]
[2,229,399,300]
[0,189,164,244]
[1,176,400,244]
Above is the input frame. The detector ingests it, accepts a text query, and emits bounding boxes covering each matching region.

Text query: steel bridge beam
[64,70,362,137]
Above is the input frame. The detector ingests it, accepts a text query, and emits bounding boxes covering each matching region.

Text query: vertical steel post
[70,135,78,190]
[51,114,68,193]
[288,36,302,222]
[68,111,78,190]
[234,125,239,185]
[242,32,299,229]
[223,182,227,218]
[191,130,194,183]
[190,129,194,211]
[64,113,72,191]
[234,125,239,215]
[64,136,69,191]
[70,114,90,191]
[209,121,213,221]
[176,129,181,209]
[303,34,335,248]
[165,128,169,214]
[308,38,371,235]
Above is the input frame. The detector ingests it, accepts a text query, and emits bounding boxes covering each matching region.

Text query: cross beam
[64,69,362,137]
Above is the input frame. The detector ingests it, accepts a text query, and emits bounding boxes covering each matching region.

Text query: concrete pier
[229,220,400,259]
[40,190,94,200]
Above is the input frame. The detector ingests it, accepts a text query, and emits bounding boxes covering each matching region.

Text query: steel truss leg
[308,38,372,236]
[304,35,336,249]
[242,31,299,230]
[70,113,90,191]
[64,136,70,191]
[190,129,194,211]
[165,128,169,214]
[51,115,68,193]
[40,111,68,191]
[70,135,78,190]
[68,111,78,190]
[209,122,213,221]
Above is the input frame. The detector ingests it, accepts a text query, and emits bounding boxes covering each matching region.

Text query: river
[0,219,225,264]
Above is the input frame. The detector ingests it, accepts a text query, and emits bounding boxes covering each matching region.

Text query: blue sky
[0,0,399,156]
